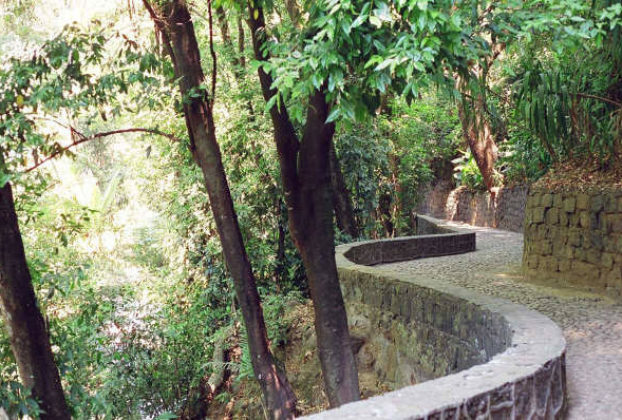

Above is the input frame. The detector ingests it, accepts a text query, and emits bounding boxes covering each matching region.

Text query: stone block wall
[344,230,475,266]
[523,189,622,298]
[303,216,567,420]
[418,183,528,232]
[341,269,509,389]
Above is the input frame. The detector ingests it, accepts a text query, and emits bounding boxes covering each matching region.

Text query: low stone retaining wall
[523,188,622,299]
[418,183,528,232]
[343,219,474,266]
[304,215,567,420]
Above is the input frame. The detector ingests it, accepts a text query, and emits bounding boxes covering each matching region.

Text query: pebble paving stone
[383,221,622,419]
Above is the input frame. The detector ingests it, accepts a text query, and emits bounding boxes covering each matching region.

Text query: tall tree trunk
[215,6,231,44]
[143,2,296,418]
[275,198,287,287]
[297,92,360,405]
[247,5,360,407]
[236,17,246,69]
[389,153,403,236]
[0,180,70,420]
[456,88,498,192]
[284,0,302,27]
[329,140,358,238]
[454,41,505,193]
[377,192,394,238]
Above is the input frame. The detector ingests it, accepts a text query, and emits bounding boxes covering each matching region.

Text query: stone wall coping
[303,215,566,419]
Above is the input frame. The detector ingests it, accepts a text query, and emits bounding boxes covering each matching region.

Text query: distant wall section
[418,182,528,232]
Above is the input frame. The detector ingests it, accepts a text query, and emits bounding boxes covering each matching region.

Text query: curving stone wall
[523,188,622,299]
[303,215,567,420]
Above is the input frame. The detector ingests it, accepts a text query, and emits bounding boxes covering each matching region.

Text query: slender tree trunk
[143,2,296,418]
[0,180,70,420]
[377,192,394,237]
[275,199,287,287]
[216,6,240,73]
[247,5,360,407]
[389,153,403,236]
[283,0,302,27]
[454,41,505,192]
[216,6,231,45]
[236,17,246,69]
[456,89,498,192]
[329,140,358,238]
[297,92,360,405]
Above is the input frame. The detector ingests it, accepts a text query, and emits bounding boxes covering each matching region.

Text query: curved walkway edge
[303,216,567,420]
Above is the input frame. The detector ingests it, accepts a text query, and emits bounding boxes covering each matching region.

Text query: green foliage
[262,290,304,347]
[498,124,552,184]
[0,366,41,418]
[337,94,460,236]
[508,0,622,164]
[452,150,485,190]
[100,281,219,417]
[0,20,169,186]
[261,0,469,123]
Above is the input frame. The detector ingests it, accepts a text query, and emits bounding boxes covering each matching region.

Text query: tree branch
[24,128,182,173]
[142,0,177,63]
[570,92,622,108]
[208,0,218,106]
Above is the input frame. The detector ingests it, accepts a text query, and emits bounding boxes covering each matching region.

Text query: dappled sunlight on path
[382,220,622,419]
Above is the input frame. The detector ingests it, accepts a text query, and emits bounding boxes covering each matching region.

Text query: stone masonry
[304,216,567,420]
[523,188,622,299]
[418,182,529,233]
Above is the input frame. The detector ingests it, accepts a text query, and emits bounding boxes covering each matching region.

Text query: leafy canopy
[0,21,169,187]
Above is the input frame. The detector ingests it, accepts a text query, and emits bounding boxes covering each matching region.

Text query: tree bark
[456,88,499,192]
[247,5,360,407]
[329,140,358,238]
[284,0,302,27]
[0,180,70,420]
[454,41,505,192]
[275,199,287,287]
[377,192,394,237]
[215,7,241,75]
[236,17,246,69]
[297,92,361,405]
[143,1,296,418]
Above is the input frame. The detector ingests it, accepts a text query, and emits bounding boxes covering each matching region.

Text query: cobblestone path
[382,222,622,419]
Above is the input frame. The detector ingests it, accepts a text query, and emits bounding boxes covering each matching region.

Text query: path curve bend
[304,215,567,420]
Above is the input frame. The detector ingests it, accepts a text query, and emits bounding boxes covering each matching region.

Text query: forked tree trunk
[329,140,358,238]
[143,1,296,418]
[297,92,360,405]
[247,4,360,407]
[454,41,504,193]
[456,91,498,192]
[0,180,70,420]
